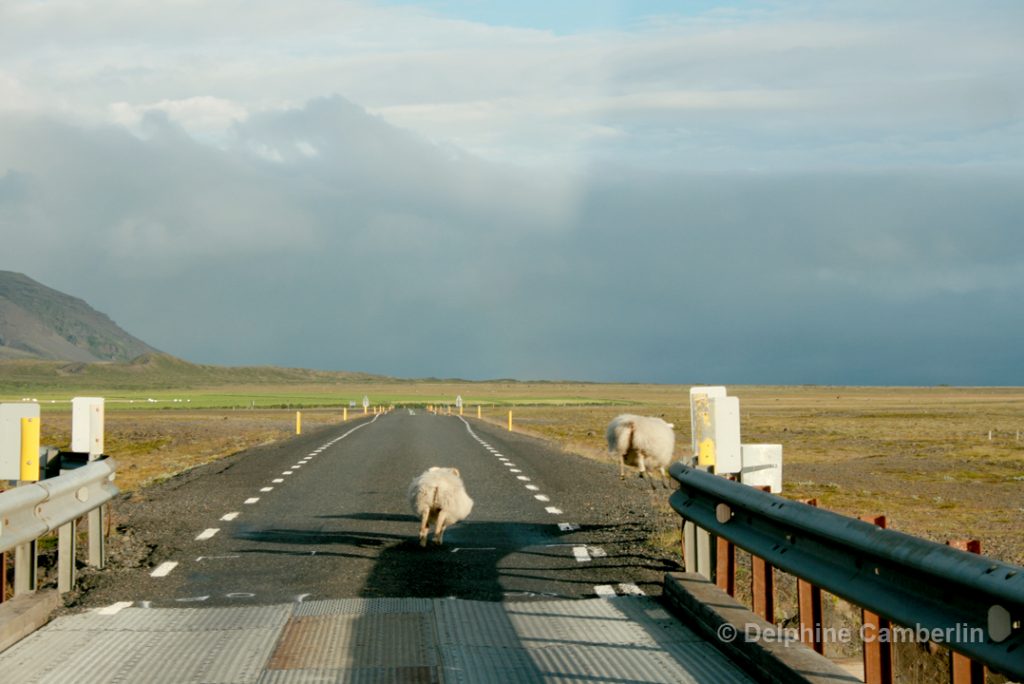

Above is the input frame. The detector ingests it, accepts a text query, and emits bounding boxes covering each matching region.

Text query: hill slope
[0,271,160,362]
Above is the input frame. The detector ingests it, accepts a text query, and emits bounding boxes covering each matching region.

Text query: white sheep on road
[407,467,474,546]
[606,414,676,488]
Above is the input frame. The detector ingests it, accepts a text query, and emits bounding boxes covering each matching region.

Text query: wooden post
[797,498,824,654]
[715,536,735,596]
[947,539,986,684]
[860,515,893,684]
[750,487,775,622]
[751,555,775,622]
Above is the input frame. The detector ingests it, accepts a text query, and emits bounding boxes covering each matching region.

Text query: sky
[1,0,1022,384]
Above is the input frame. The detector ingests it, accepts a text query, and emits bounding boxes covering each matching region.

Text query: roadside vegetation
[4,363,1022,565]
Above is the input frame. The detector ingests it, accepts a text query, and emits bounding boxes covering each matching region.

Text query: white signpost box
[689,386,727,457]
[740,444,783,493]
[0,402,41,480]
[690,387,741,474]
[71,397,105,458]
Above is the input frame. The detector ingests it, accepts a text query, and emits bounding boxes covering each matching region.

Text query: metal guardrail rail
[668,461,1024,679]
[1,458,119,595]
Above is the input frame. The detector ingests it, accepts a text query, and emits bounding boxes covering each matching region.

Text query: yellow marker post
[508,410,513,432]
[477,405,481,419]
[343,407,348,422]
[21,417,41,482]
[296,411,302,435]
[459,405,463,416]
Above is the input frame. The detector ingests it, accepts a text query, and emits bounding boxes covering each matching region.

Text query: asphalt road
[69,409,681,610]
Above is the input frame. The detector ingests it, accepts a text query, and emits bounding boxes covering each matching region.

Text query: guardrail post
[58,520,77,593]
[751,486,775,622]
[947,539,986,684]
[696,526,715,580]
[14,541,37,595]
[716,535,735,595]
[89,505,106,568]
[860,515,893,684]
[797,498,824,654]
[752,554,775,622]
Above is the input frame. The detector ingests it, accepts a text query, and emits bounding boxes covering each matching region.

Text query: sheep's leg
[619,454,625,480]
[636,451,647,482]
[659,466,669,489]
[418,510,431,547]
[433,510,449,545]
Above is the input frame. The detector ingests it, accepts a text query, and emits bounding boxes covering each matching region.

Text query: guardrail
[668,461,1024,681]
[1,458,119,597]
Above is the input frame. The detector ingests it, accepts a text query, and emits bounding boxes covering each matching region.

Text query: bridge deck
[0,596,753,683]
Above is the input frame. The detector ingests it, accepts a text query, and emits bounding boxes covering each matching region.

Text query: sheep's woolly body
[408,467,474,545]
[606,414,676,487]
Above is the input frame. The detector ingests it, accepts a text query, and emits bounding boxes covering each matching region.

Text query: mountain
[0,270,161,362]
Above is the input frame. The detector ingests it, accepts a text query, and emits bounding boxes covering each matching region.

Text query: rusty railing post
[946,539,986,684]
[797,498,824,653]
[860,515,893,684]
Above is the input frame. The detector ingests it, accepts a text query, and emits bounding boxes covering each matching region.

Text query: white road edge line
[151,561,178,578]
[97,601,134,615]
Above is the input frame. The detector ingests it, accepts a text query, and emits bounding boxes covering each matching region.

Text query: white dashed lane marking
[534,494,550,502]
[244,497,260,504]
[573,546,591,562]
[151,562,178,578]
[594,585,617,597]
[546,507,563,515]
[525,485,540,491]
[221,512,239,521]
[98,602,134,615]
[558,522,580,532]
[195,528,219,541]
[260,487,274,492]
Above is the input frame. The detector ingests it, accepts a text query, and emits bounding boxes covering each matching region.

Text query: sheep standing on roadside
[407,467,474,547]
[606,414,676,489]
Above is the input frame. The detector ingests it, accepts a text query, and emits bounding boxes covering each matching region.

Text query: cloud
[1,1,1022,383]
[2,96,1022,383]
[2,1,1021,168]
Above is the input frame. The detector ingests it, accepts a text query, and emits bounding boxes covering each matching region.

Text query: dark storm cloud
[1,98,1021,383]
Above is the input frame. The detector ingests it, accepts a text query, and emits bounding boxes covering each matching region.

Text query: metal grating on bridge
[0,597,753,683]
